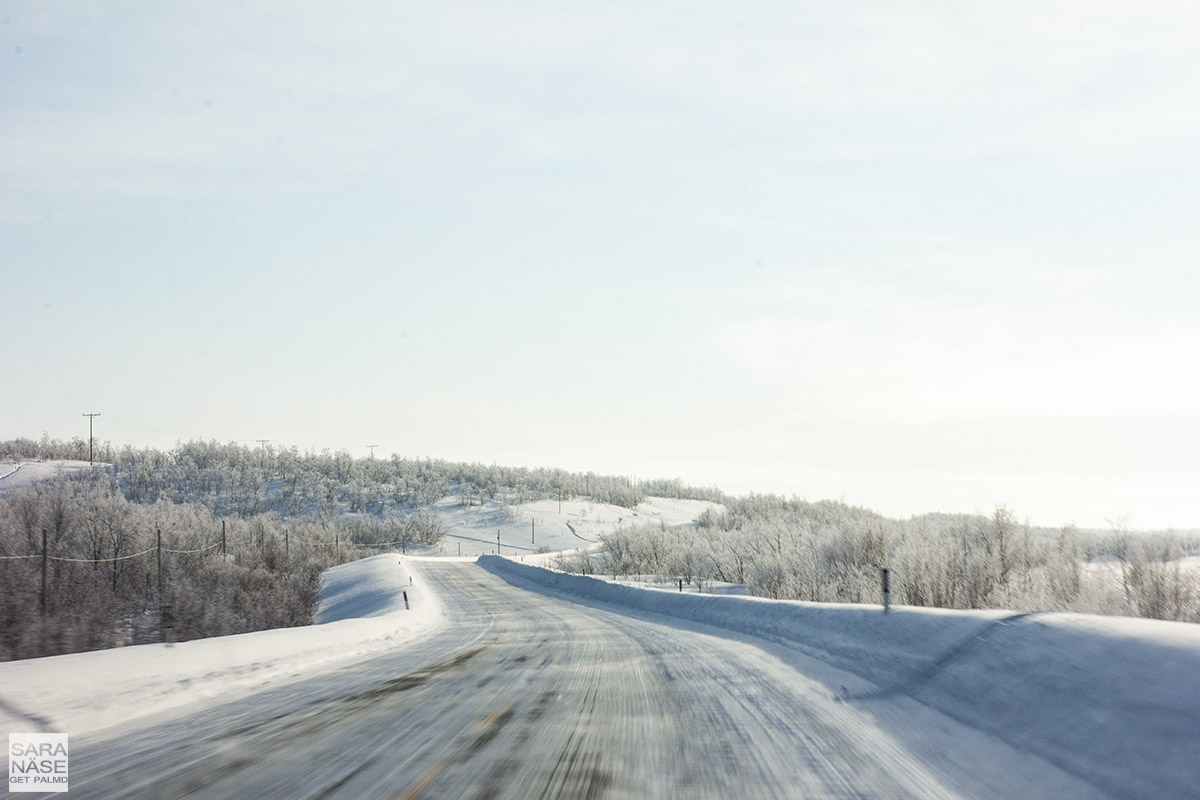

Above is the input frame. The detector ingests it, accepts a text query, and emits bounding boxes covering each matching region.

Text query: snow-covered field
[609,574,750,595]
[1083,555,1200,576]
[0,554,442,737]
[429,493,721,558]
[0,459,98,495]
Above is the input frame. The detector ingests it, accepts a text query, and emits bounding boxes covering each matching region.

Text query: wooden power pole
[82,412,100,464]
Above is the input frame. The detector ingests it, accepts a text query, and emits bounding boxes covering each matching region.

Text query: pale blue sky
[3,2,1198,528]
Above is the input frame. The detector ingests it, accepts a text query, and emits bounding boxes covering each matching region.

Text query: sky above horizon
[3,2,1199,529]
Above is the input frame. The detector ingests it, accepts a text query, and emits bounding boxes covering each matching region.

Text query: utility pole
[40,529,48,616]
[82,413,101,465]
[366,444,378,458]
[156,529,163,604]
[256,439,270,470]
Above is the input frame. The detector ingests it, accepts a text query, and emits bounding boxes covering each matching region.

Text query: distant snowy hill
[430,494,722,559]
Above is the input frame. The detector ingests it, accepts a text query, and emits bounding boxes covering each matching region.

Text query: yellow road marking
[396,762,446,800]
[471,699,515,733]
[398,698,515,798]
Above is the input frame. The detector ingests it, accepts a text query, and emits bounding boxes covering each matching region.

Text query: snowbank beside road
[315,553,434,623]
[0,555,441,737]
[479,556,1200,800]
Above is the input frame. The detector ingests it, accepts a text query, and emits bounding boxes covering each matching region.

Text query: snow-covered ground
[480,556,1200,799]
[609,574,750,595]
[0,554,442,737]
[1083,555,1200,576]
[0,459,99,496]
[428,493,721,558]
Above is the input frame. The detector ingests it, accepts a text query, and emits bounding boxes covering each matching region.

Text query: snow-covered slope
[0,555,442,737]
[0,459,98,496]
[430,494,721,557]
[479,556,1200,800]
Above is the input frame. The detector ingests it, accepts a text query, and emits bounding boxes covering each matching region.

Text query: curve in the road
[58,561,1102,800]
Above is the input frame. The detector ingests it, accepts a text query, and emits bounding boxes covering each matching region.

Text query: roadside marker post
[882,567,890,614]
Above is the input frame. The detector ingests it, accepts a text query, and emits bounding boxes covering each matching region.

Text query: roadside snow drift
[0,555,441,737]
[479,556,1200,800]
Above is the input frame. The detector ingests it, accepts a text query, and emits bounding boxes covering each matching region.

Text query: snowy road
[58,561,1103,799]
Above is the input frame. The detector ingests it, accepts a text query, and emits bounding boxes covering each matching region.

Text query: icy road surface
[56,560,1101,799]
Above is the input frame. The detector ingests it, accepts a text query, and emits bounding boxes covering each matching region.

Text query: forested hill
[0,436,728,661]
[1,437,723,519]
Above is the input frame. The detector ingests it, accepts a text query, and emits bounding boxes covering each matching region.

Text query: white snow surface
[0,459,98,495]
[432,494,722,558]
[479,556,1200,800]
[0,554,442,737]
